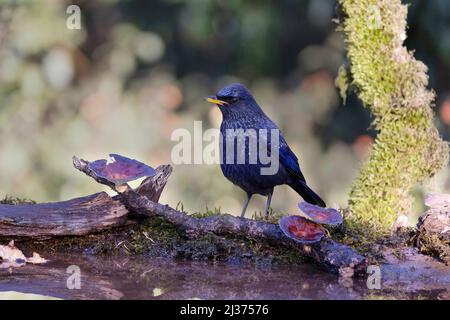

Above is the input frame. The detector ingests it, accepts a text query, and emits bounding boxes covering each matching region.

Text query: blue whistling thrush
[206,83,326,218]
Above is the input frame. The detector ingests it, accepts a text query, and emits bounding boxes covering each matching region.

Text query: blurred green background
[1,0,449,218]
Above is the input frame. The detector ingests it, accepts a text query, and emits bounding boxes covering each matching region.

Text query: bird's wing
[278,142,306,182]
[257,117,306,182]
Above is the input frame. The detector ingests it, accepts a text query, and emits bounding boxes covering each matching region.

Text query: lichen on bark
[337,0,449,238]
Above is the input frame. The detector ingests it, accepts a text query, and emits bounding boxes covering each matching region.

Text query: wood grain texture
[0,192,128,239]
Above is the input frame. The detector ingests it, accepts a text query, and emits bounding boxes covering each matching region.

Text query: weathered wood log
[122,191,367,274]
[0,155,368,275]
[0,164,174,240]
[73,156,368,275]
[0,192,128,240]
[135,165,172,202]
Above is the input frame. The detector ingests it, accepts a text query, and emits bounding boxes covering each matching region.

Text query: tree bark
[0,192,128,239]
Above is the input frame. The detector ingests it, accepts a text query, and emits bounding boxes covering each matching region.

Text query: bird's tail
[289,179,326,208]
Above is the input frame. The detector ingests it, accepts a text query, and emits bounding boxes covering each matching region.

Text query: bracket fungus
[279,202,343,244]
[298,202,343,226]
[279,215,326,244]
[87,154,156,186]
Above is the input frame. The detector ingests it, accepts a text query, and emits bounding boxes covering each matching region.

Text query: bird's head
[205,83,257,113]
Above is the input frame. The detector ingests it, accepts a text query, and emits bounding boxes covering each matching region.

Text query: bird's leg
[264,191,273,218]
[240,194,252,218]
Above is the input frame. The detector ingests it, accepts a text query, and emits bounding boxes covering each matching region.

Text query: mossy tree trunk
[336,0,449,238]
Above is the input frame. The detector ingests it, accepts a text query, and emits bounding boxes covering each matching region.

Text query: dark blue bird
[206,83,326,218]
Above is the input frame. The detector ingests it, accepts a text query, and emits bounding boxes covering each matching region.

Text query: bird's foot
[264,207,274,218]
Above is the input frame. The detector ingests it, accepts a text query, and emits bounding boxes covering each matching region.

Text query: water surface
[0,253,447,299]
[0,254,367,299]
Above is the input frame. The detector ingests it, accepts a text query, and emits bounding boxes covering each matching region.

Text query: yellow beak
[205,97,228,106]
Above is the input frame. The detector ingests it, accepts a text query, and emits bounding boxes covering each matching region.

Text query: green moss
[21,227,134,255]
[130,217,182,254]
[191,206,222,218]
[0,195,36,205]
[128,214,305,265]
[335,64,351,104]
[337,0,449,239]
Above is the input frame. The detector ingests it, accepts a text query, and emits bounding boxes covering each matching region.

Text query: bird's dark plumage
[207,83,325,217]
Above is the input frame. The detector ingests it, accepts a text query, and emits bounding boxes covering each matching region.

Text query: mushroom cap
[279,215,325,244]
[298,202,343,226]
[88,154,156,185]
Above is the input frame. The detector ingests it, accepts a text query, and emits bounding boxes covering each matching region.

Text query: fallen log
[73,156,368,275]
[0,155,368,275]
[119,190,367,273]
[0,192,128,239]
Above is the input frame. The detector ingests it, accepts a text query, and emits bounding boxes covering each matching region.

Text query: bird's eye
[231,97,239,103]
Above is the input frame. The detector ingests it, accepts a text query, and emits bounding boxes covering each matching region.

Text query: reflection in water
[1,254,446,299]
[0,254,369,300]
